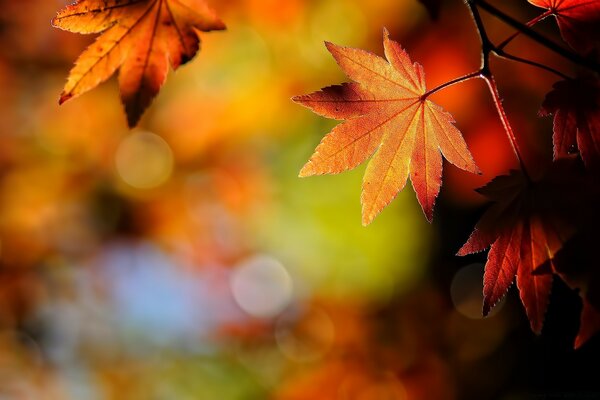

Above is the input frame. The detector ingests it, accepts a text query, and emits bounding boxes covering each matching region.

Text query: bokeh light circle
[450,263,504,319]
[115,130,174,189]
[231,255,293,319]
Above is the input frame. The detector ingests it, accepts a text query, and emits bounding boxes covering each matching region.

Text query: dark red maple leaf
[458,160,591,334]
[540,77,600,170]
[551,208,600,348]
[575,300,600,349]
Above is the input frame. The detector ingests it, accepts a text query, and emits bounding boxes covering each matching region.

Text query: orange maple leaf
[52,0,225,127]
[294,29,479,225]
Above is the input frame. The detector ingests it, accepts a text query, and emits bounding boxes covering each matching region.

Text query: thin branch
[467,0,493,74]
[421,71,482,100]
[497,10,552,50]
[483,76,531,180]
[466,0,531,181]
[493,49,571,80]
[475,0,600,73]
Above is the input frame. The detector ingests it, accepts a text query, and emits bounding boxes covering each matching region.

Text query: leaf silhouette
[457,163,588,333]
[293,29,479,225]
[52,0,225,127]
[540,77,600,170]
[528,0,600,55]
[551,200,600,347]
[575,300,600,349]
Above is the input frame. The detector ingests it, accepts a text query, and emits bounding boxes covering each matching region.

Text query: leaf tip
[125,106,142,128]
[360,201,377,226]
[58,92,72,105]
[573,326,597,350]
[482,302,492,318]
[324,41,340,54]
[455,248,467,257]
[422,204,435,223]
[361,213,374,227]
[531,323,544,336]
[573,301,600,350]
[298,163,314,178]
[482,292,505,318]
[50,10,64,28]
[214,19,227,31]
[127,116,140,129]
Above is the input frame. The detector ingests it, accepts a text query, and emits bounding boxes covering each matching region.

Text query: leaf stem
[421,7,568,101]
[421,1,573,180]
[421,71,481,100]
[466,0,531,181]
[475,0,600,73]
[496,10,552,50]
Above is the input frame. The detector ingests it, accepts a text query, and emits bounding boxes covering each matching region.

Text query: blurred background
[0,0,598,399]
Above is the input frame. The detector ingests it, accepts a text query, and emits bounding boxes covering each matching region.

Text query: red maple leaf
[457,161,589,333]
[528,0,600,55]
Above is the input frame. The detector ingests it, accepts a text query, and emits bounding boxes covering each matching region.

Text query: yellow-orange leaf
[294,29,479,225]
[52,0,225,127]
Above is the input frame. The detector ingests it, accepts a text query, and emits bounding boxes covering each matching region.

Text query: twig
[496,10,552,50]
[493,49,571,80]
[466,0,531,181]
[475,0,600,73]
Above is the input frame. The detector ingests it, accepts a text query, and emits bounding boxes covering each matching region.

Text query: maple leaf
[293,29,479,225]
[540,77,600,170]
[551,206,600,348]
[52,0,225,127]
[575,300,600,348]
[528,0,600,55]
[457,161,590,333]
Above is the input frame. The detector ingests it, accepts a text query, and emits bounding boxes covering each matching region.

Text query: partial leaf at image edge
[459,160,600,345]
[540,77,600,171]
[52,0,225,127]
[527,0,600,55]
